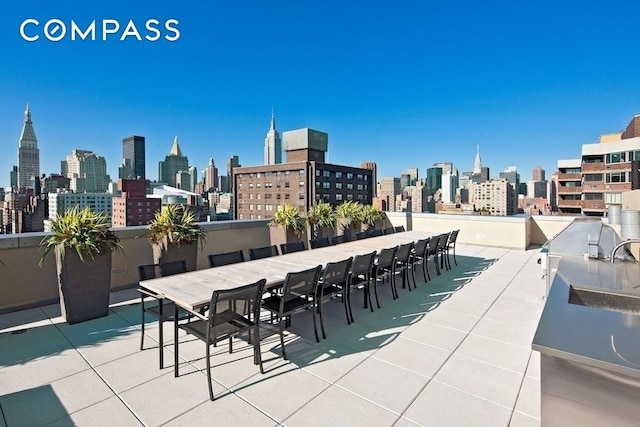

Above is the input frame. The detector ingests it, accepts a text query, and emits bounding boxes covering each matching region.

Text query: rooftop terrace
[0,242,544,426]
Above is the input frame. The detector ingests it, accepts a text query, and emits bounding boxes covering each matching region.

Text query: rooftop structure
[17,104,40,188]
[158,136,189,187]
[263,110,282,165]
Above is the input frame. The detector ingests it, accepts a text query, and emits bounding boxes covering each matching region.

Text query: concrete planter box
[269,226,306,249]
[152,238,198,272]
[56,248,112,324]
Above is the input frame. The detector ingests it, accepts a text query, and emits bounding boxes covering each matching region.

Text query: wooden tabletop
[141,230,437,312]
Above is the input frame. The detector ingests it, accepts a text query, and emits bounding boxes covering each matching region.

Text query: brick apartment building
[112,179,161,227]
[233,128,374,220]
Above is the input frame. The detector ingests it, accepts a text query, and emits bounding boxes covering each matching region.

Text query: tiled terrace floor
[0,244,545,426]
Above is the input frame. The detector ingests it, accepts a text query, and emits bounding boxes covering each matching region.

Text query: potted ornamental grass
[39,206,122,324]
[336,200,363,240]
[147,204,205,272]
[306,201,337,239]
[361,204,384,231]
[269,204,307,246]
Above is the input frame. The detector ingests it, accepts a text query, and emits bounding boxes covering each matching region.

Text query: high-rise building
[10,166,18,188]
[473,145,482,175]
[158,136,189,187]
[204,158,218,191]
[226,155,240,193]
[441,173,459,204]
[555,159,582,215]
[119,135,146,180]
[61,150,111,193]
[360,162,377,198]
[48,192,113,224]
[474,178,516,216]
[532,166,545,181]
[426,167,443,197]
[263,110,282,165]
[17,104,40,188]
[379,177,401,211]
[499,166,520,213]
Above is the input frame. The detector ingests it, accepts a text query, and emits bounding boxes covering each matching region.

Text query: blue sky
[1,1,640,188]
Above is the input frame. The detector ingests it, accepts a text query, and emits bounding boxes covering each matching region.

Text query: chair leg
[254,324,264,374]
[318,300,327,340]
[373,275,381,309]
[312,302,320,343]
[453,246,457,265]
[140,296,145,351]
[425,257,431,281]
[206,342,214,401]
[343,288,352,325]
[279,318,287,360]
[159,300,164,370]
[173,306,179,378]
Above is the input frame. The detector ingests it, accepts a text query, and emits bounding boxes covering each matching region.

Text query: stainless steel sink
[569,285,640,315]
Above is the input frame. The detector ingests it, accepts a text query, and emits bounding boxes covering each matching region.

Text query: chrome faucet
[609,239,640,263]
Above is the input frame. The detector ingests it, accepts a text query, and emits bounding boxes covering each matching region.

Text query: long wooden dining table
[140,230,436,376]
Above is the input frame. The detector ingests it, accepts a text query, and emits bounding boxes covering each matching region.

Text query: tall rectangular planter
[56,248,112,325]
[152,238,198,271]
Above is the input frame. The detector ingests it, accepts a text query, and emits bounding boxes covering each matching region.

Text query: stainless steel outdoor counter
[533,255,640,426]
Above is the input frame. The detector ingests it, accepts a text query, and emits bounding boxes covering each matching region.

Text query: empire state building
[17,104,40,188]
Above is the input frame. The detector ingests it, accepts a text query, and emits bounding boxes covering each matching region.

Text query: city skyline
[2,2,640,188]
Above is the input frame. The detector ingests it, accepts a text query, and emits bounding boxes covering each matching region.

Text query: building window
[347,194,354,200]
[249,204,254,210]
[276,194,281,200]
[285,171,290,176]
[277,171,282,176]
[606,152,626,163]
[323,170,330,178]
[336,193,343,201]
[256,183,261,188]
[256,204,261,210]
[357,174,363,180]
[316,169,321,177]
[249,183,253,189]
[584,174,602,182]
[250,173,255,179]
[315,181,320,188]
[347,173,353,179]
[605,193,622,204]
[256,172,261,178]
[299,169,305,176]
[285,194,290,199]
[584,193,603,200]
[322,182,330,189]
[249,193,254,199]
[335,171,342,179]
[606,172,627,183]
[257,194,261,200]
[299,193,305,199]
[299,181,305,187]
[285,182,290,188]
[265,182,272,188]
[265,172,272,178]
[335,182,342,190]
[357,184,364,190]
[323,194,330,202]
[347,183,353,190]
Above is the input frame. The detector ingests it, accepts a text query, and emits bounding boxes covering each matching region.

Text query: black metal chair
[373,246,399,302]
[437,232,451,271]
[349,251,377,317]
[383,227,395,235]
[310,236,331,249]
[369,229,384,237]
[280,241,306,254]
[177,278,266,401]
[426,235,441,277]
[249,245,279,260]
[394,225,406,233]
[316,257,353,337]
[261,265,323,359]
[394,242,416,294]
[445,229,460,268]
[412,238,431,283]
[208,250,245,268]
[331,235,350,245]
[355,231,368,240]
[138,260,187,369]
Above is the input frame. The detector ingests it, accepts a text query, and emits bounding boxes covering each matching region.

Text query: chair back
[414,238,429,258]
[208,250,245,268]
[437,233,450,251]
[355,231,368,240]
[282,265,322,304]
[396,242,414,263]
[449,229,460,245]
[383,227,395,235]
[377,246,398,268]
[208,278,267,331]
[351,251,376,277]
[159,260,187,277]
[310,237,331,249]
[280,241,306,254]
[427,235,440,255]
[249,245,279,260]
[394,225,406,233]
[369,229,384,238]
[138,264,160,281]
[331,235,346,245]
[322,257,352,287]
